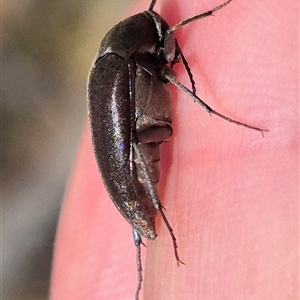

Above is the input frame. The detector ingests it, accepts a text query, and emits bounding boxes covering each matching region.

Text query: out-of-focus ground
[2,0,134,299]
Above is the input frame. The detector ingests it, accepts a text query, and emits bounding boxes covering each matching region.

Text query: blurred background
[2,0,134,299]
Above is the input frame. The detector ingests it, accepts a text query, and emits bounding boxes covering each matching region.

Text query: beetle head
[147,11,179,64]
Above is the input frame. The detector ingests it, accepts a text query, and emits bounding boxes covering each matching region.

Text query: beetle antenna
[169,0,233,32]
[149,0,156,11]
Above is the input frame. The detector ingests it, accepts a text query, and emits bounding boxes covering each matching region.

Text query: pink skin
[50,0,298,299]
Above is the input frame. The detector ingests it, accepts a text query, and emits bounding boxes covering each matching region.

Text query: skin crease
[50,0,298,299]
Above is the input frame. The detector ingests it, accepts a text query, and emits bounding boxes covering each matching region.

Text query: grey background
[2,0,134,299]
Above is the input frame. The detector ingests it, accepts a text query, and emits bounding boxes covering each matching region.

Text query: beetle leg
[132,142,184,265]
[133,229,143,300]
[162,68,268,135]
[174,40,197,95]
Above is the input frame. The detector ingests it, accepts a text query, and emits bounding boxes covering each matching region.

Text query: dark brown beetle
[87,0,266,298]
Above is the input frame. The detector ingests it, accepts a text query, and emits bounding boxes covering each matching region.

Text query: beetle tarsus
[159,208,185,266]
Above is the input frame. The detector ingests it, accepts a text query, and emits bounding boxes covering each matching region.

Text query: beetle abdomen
[132,59,173,227]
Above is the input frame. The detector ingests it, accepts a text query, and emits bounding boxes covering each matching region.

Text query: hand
[50,0,298,299]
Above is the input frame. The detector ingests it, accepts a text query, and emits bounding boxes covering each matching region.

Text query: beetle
[87,0,267,298]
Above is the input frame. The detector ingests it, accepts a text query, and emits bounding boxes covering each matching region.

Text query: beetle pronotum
[87,0,267,298]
